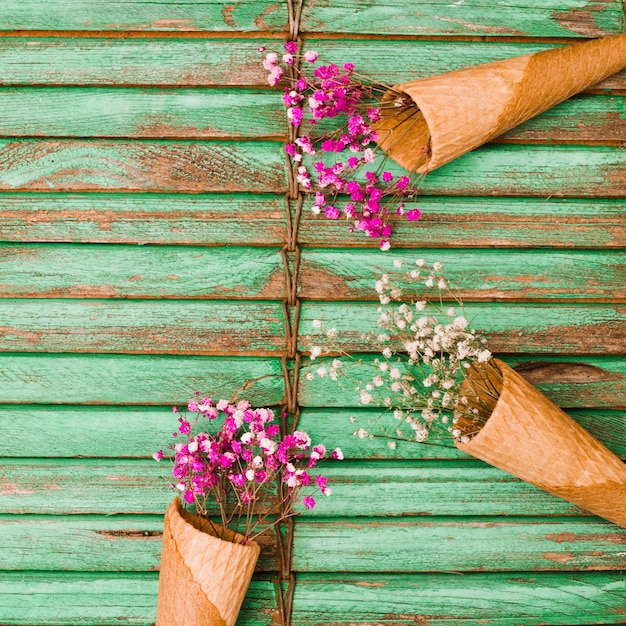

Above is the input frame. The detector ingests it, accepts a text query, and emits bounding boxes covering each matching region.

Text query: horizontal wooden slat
[3,39,626,90]
[0,1,287,32]
[0,193,288,245]
[292,572,626,625]
[0,573,278,626]
[300,409,626,461]
[0,88,284,138]
[0,139,286,192]
[0,38,269,86]
[299,249,626,301]
[0,354,284,405]
[0,244,285,298]
[300,197,626,249]
[0,515,277,571]
[299,356,626,409]
[312,144,626,198]
[300,302,626,355]
[3,194,623,248]
[301,1,625,37]
[0,459,604,517]
[2,515,624,574]
[313,40,626,92]
[0,90,623,143]
[2,406,621,459]
[292,519,626,573]
[0,300,286,355]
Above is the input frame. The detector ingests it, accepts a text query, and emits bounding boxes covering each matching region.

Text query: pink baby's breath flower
[304,50,318,63]
[395,176,410,190]
[382,171,394,183]
[283,53,294,65]
[302,495,316,509]
[406,209,421,221]
[284,41,298,54]
[153,450,164,462]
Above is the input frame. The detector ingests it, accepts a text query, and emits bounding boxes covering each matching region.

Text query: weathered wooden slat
[3,406,621,460]
[0,515,278,571]
[0,139,286,192]
[299,249,626,301]
[0,88,285,138]
[300,302,626,355]
[299,197,626,249]
[0,299,286,355]
[299,409,626,461]
[0,193,288,245]
[311,144,626,198]
[292,519,626,573]
[313,40,626,92]
[301,0,625,37]
[299,356,626,409]
[0,459,606,517]
[0,355,284,405]
[0,1,287,32]
[0,89,623,143]
[2,300,622,356]
[0,38,270,86]
[2,515,624,574]
[292,572,626,625]
[0,573,278,626]
[3,39,626,90]
[0,244,285,298]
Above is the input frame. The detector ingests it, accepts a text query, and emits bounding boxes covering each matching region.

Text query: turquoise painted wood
[0,1,625,625]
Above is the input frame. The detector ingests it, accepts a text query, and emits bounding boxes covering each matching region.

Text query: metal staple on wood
[276,2,305,624]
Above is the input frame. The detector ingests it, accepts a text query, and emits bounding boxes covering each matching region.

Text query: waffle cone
[454,359,626,527]
[375,32,626,173]
[156,498,260,626]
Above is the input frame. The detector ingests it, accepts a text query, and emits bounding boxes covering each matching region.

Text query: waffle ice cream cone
[455,359,626,527]
[156,498,260,626]
[376,33,626,173]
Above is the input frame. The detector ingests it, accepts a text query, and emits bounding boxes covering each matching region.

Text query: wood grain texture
[301,0,625,37]
[0,573,279,626]
[313,40,626,92]
[0,88,285,138]
[0,354,284,405]
[0,89,623,143]
[0,299,287,355]
[0,193,288,245]
[0,459,608,517]
[299,356,626,409]
[3,39,626,90]
[0,244,285,298]
[292,572,626,625]
[299,197,626,249]
[0,514,278,571]
[3,406,621,459]
[300,302,626,355]
[299,409,626,461]
[0,38,270,86]
[312,144,626,198]
[0,1,287,31]
[292,519,626,573]
[298,249,626,301]
[0,139,286,192]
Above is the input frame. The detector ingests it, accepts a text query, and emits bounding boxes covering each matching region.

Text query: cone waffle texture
[156,498,260,626]
[376,32,626,173]
[455,359,626,527]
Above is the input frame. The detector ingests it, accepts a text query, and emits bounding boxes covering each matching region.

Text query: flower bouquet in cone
[154,397,342,626]
[306,260,626,527]
[263,33,626,248]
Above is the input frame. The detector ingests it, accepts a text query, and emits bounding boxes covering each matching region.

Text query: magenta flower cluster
[155,395,342,542]
[261,41,422,251]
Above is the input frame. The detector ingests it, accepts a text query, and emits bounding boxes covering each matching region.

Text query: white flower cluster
[306,259,495,444]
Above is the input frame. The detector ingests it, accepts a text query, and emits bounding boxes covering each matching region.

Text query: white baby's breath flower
[387,440,397,450]
[416,259,425,267]
[433,262,443,271]
[382,347,392,358]
[310,346,322,359]
[326,328,337,338]
[317,366,328,378]
[355,427,369,439]
[438,279,447,289]
[359,390,373,405]
[312,319,322,329]
[379,361,389,372]
[447,308,456,317]
[390,368,401,380]
[393,259,403,268]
